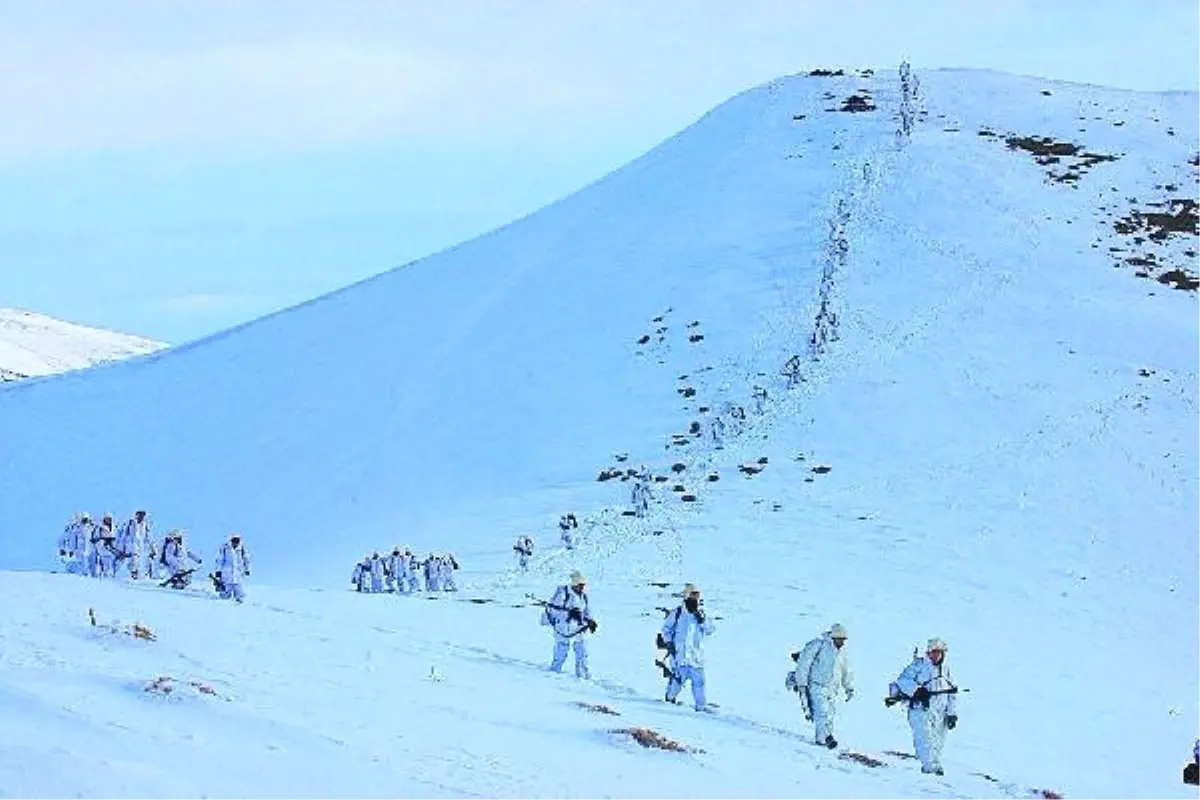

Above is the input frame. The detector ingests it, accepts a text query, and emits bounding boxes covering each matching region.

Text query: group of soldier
[55,510,252,603]
[351,549,460,594]
[535,573,960,777]
[511,513,581,571]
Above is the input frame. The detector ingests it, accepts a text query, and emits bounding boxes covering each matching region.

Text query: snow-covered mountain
[0,68,1196,799]
[0,308,165,382]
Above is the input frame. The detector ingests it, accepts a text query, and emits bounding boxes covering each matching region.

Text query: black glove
[59,549,66,556]
[567,608,583,623]
[945,715,957,730]
[911,686,931,704]
[586,618,598,633]
[244,571,250,577]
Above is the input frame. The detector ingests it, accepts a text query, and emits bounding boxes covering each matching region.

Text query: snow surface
[0,308,165,382]
[0,67,1197,798]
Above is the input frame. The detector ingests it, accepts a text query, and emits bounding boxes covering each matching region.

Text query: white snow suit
[752,386,768,414]
[58,518,89,575]
[542,584,594,678]
[90,521,118,578]
[385,552,403,592]
[514,537,533,570]
[215,540,251,602]
[709,415,726,447]
[793,633,854,745]
[892,656,958,774]
[352,560,369,592]
[559,516,578,549]
[116,516,151,578]
[143,535,159,579]
[661,603,715,710]
[400,552,419,592]
[631,480,650,517]
[368,555,385,593]
[441,555,458,591]
[162,536,200,578]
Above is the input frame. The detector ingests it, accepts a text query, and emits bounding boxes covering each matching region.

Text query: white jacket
[661,604,715,669]
[58,521,87,555]
[892,656,958,718]
[543,584,592,640]
[116,518,150,556]
[216,542,251,584]
[793,634,853,699]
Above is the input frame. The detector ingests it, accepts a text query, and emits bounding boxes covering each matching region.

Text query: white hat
[927,637,948,653]
[829,623,848,640]
[569,571,587,586]
[680,583,700,597]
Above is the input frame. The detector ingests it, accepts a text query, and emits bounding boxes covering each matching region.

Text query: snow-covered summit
[0,308,165,382]
[0,67,1196,798]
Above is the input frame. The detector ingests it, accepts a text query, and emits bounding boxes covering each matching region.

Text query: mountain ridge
[0,307,166,383]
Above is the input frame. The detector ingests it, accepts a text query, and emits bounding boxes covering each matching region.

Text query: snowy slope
[0,572,1073,800]
[0,67,1197,799]
[0,308,165,382]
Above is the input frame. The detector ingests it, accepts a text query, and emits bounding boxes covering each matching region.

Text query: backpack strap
[664,606,683,641]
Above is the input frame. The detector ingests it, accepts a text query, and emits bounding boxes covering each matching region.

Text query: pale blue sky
[1,0,1196,343]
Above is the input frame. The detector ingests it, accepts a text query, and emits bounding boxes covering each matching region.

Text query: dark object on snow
[210,572,227,595]
[1184,762,1199,785]
[885,686,965,708]
[839,751,885,768]
[160,569,196,589]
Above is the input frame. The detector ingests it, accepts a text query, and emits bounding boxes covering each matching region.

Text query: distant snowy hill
[0,68,1196,799]
[0,308,165,382]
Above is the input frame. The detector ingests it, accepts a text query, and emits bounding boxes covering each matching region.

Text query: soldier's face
[572,583,585,595]
[928,649,945,665]
[832,637,846,650]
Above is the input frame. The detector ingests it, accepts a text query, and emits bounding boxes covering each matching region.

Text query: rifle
[161,568,197,589]
[526,594,595,636]
[654,628,678,680]
[525,593,570,612]
[884,686,968,707]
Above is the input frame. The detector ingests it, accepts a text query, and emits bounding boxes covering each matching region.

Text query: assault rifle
[525,593,570,612]
[525,593,597,636]
[884,686,968,707]
[161,568,197,589]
